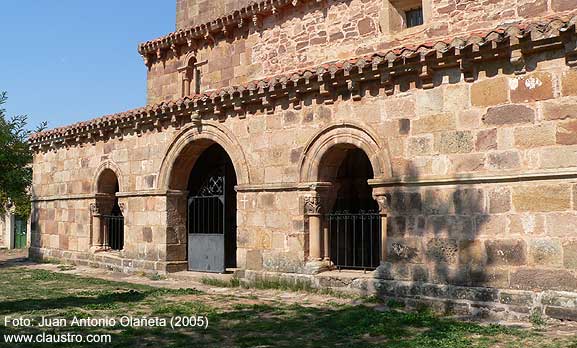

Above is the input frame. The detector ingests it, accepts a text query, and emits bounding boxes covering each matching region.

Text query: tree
[0,92,46,217]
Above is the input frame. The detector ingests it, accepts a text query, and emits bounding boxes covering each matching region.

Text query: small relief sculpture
[304,195,322,215]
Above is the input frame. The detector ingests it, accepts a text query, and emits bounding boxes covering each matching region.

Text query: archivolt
[93,160,124,193]
[157,122,251,190]
[298,121,392,183]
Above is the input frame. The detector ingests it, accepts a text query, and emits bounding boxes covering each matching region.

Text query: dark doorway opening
[96,169,124,251]
[323,146,380,270]
[187,143,237,269]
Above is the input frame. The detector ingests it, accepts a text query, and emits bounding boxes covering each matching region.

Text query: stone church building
[30,0,577,319]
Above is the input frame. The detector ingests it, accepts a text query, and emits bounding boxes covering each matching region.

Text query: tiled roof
[30,14,577,145]
[138,0,319,59]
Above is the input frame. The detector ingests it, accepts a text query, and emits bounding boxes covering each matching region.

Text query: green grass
[0,266,575,348]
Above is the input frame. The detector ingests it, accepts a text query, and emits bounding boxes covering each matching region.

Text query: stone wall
[30,0,577,320]
[148,0,574,104]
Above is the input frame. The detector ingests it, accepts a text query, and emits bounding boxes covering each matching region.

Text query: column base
[304,260,334,274]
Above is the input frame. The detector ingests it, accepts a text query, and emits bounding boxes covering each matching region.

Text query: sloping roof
[30,14,577,145]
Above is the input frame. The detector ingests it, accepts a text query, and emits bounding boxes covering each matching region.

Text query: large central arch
[159,122,249,272]
[158,122,250,191]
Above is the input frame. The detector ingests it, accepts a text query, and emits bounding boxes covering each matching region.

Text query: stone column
[90,203,104,249]
[373,194,388,264]
[304,195,322,261]
[323,225,330,261]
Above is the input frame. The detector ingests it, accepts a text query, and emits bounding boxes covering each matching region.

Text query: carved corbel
[562,32,577,67]
[347,80,362,101]
[419,61,435,89]
[252,14,263,29]
[510,48,526,75]
[380,72,394,95]
[460,57,475,82]
[190,111,201,126]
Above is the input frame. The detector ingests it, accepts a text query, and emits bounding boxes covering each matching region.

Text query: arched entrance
[319,144,380,270]
[94,168,124,250]
[186,143,237,271]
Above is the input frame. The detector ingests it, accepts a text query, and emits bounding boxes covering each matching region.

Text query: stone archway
[159,122,249,272]
[298,122,391,184]
[92,163,124,251]
[299,122,390,271]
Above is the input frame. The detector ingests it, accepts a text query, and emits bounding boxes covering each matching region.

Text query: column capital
[304,195,322,216]
[372,194,388,215]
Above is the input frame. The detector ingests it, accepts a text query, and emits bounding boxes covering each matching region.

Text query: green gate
[13,217,27,249]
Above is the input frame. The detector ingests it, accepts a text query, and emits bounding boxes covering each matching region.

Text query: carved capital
[89,203,100,216]
[373,195,388,215]
[118,203,126,214]
[304,195,322,215]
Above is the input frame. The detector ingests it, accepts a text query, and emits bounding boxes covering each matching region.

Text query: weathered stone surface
[388,239,421,263]
[512,184,572,212]
[528,239,563,266]
[551,0,577,11]
[509,214,545,235]
[545,307,577,321]
[426,239,458,264]
[408,136,433,155]
[563,240,577,269]
[412,113,456,134]
[509,72,553,102]
[471,77,509,107]
[561,69,577,96]
[487,151,520,170]
[458,240,485,265]
[556,119,577,145]
[485,239,527,266]
[510,269,577,291]
[499,291,534,306]
[486,188,509,214]
[546,213,577,237]
[542,99,577,120]
[482,105,535,125]
[435,131,474,154]
[514,124,556,148]
[449,153,485,173]
[475,128,497,151]
[539,146,577,169]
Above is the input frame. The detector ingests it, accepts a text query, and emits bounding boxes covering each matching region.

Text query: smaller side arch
[158,122,251,191]
[298,122,392,183]
[93,160,124,194]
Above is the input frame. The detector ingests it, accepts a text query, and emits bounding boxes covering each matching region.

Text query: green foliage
[530,308,546,327]
[0,92,46,217]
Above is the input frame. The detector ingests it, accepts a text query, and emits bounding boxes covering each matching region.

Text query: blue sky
[0,1,175,130]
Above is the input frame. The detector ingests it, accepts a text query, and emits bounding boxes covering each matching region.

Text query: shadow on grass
[0,302,540,348]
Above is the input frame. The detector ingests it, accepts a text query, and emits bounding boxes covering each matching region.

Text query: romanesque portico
[29,0,577,319]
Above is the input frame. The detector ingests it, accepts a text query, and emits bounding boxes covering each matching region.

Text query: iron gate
[188,172,226,273]
[103,215,124,250]
[326,211,381,270]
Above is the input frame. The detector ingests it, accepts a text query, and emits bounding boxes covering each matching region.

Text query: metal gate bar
[102,215,124,250]
[327,211,380,270]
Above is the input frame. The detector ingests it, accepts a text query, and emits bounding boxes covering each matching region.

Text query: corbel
[510,47,526,75]
[419,60,435,89]
[141,54,152,69]
[380,71,394,95]
[562,29,577,67]
[253,14,263,29]
[171,43,179,57]
[347,80,362,101]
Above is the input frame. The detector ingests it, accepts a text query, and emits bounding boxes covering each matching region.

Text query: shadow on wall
[375,162,493,294]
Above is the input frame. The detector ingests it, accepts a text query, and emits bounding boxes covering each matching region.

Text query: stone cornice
[138,0,321,67]
[30,16,577,151]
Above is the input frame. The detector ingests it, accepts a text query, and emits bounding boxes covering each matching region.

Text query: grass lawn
[0,266,576,348]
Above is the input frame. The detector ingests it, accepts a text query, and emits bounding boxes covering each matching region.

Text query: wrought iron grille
[326,211,381,270]
[103,215,124,250]
[188,173,226,235]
